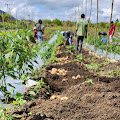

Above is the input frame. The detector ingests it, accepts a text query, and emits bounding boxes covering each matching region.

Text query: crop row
[0,29,39,98]
[84,35,120,55]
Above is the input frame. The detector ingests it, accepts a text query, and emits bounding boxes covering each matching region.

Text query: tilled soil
[11,44,120,120]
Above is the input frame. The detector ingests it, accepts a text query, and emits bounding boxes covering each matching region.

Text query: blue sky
[0,0,120,23]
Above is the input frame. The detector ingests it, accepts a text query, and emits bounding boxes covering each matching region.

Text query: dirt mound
[11,44,120,120]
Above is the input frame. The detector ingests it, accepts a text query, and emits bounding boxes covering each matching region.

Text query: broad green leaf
[16,92,22,97]
[29,91,36,95]
[7,33,13,38]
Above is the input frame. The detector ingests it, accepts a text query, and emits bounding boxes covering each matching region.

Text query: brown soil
[10,42,120,120]
[35,33,51,43]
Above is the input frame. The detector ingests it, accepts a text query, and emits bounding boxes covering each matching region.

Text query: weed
[99,61,110,67]
[84,78,94,84]
[11,92,26,107]
[112,66,120,77]
[85,63,100,71]
[76,54,85,60]
[65,49,73,55]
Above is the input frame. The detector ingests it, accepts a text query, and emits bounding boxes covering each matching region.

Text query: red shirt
[34,30,37,34]
[110,25,115,35]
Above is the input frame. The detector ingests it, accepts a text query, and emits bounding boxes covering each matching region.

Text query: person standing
[75,14,88,53]
[36,19,44,46]
[109,21,115,43]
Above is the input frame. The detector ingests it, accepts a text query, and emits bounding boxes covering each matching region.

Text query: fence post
[87,0,92,49]
[105,0,114,59]
[94,0,98,52]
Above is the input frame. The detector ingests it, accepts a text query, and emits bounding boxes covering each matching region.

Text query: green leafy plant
[0,29,39,100]
[85,78,94,84]
[84,34,120,55]
[34,78,47,91]
[0,104,23,120]
[0,104,13,120]
[11,92,26,107]
[85,63,100,71]
[99,61,110,67]
[76,54,85,60]
[112,66,120,77]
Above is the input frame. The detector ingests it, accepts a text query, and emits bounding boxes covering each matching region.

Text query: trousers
[75,36,84,53]
[37,31,43,46]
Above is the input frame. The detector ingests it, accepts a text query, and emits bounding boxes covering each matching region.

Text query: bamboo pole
[16,11,18,29]
[9,8,13,30]
[94,0,98,52]
[2,11,5,30]
[5,4,10,30]
[87,0,92,49]
[105,0,114,59]
[85,0,87,21]
[82,0,83,14]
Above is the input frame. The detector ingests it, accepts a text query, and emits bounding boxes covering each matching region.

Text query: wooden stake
[2,10,5,30]
[94,0,98,52]
[87,0,92,49]
[16,11,18,29]
[105,0,114,59]
[85,0,87,21]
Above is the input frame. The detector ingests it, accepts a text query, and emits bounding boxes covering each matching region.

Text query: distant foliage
[52,19,62,26]
[99,22,106,28]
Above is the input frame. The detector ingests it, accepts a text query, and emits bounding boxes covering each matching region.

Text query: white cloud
[0,0,120,23]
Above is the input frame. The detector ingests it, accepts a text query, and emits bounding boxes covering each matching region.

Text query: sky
[0,0,120,23]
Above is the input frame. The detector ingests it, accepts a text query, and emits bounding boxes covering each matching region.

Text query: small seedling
[82,78,94,84]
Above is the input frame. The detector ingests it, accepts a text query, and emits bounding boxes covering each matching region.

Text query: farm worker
[61,31,68,41]
[109,21,115,43]
[101,37,108,43]
[75,13,88,53]
[98,32,108,43]
[64,31,74,46]
[33,27,37,37]
[41,25,45,34]
[36,19,44,46]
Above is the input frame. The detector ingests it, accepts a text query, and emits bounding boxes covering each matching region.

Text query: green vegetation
[112,66,120,77]
[85,61,109,72]
[84,35,120,55]
[85,78,94,84]
[0,29,40,100]
[86,63,100,71]
[76,54,85,60]
[40,31,64,63]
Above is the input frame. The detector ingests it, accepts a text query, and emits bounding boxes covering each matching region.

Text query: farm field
[0,0,120,119]
[0,29,120,120]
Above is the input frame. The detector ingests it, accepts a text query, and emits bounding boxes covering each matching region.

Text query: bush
[52,19,62,26]
[106,23,109,29]
[99,22,106,28]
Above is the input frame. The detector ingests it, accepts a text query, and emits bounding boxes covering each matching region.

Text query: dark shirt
[65,31,74,38]
[36,23,42,32]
